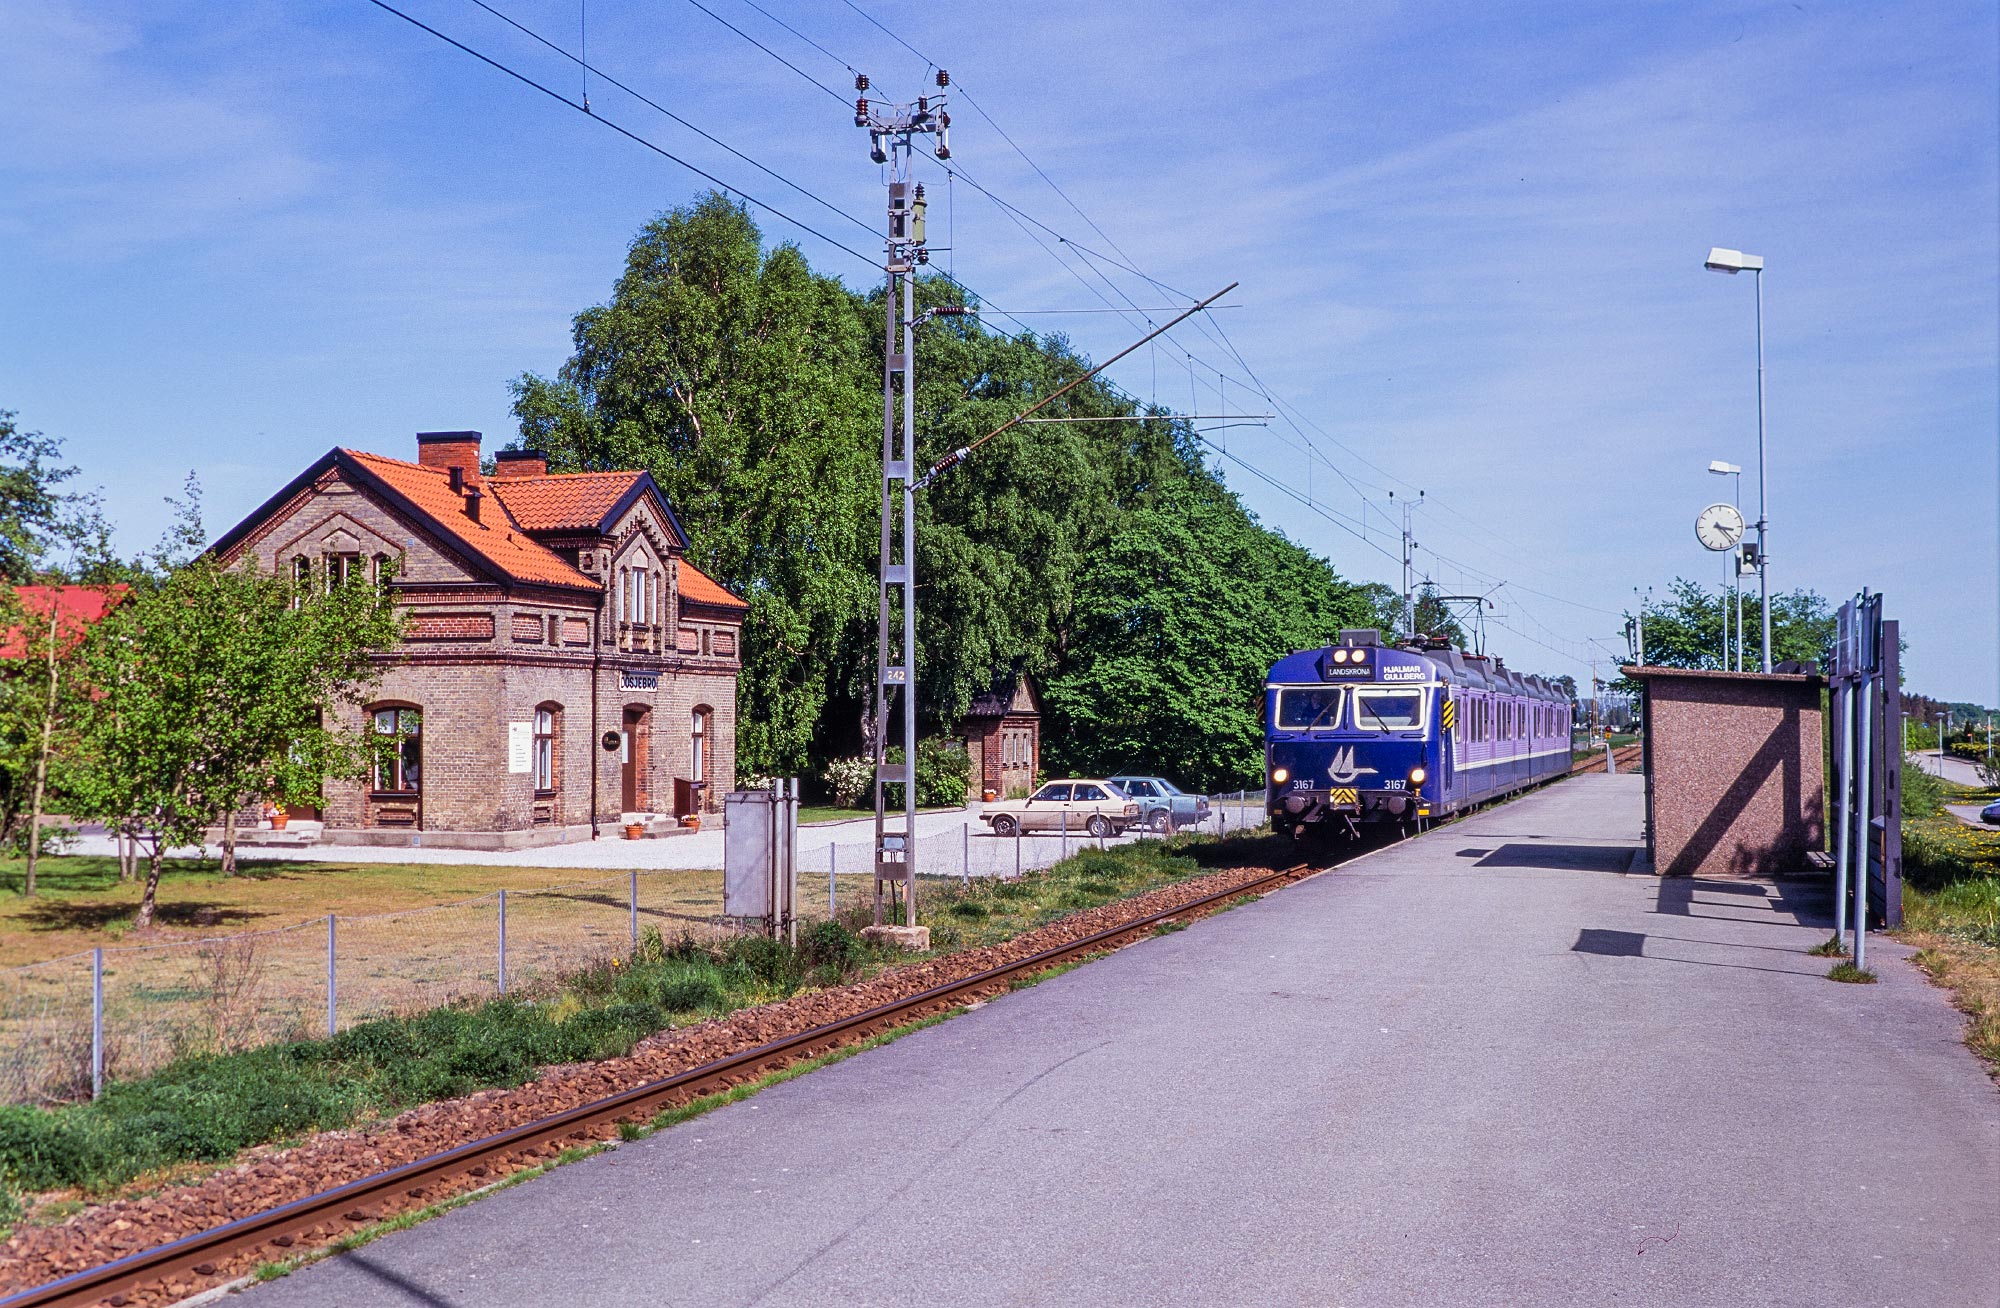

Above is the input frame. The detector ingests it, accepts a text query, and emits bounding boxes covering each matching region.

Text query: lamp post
[1708,460,1743,670]
[1938,711,1949,775]
[1705,248,1770,672]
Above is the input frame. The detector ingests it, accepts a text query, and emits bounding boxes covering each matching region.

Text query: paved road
[248,775,2000,1307]
[1911,750,1986,789]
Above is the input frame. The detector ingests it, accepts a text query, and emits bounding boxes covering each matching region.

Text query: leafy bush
[916,739,972,808]
[822,756,873,808]
[1903,756,1945,820]
[799,921,864,975]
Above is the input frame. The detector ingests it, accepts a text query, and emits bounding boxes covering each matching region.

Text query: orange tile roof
[487,470,647,533]
[1,585,129,658]
[342,450,597,591]
[678,560,747,610]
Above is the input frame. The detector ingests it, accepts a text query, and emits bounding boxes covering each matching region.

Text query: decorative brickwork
[211,433,745,847]
[408,613,496,641]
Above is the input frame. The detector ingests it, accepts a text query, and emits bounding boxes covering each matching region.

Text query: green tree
[1628,578,1834,673]
[512,194,879,778]
[1039,467,1375,790]
[67,559,402,927]
[511,193,1384,788]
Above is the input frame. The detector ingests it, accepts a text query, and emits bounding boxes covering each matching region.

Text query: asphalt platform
[247,773,2000,1307]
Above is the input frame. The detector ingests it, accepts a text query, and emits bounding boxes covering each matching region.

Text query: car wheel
[1086,814,1112,838]
[992,815,1019,837]
[1149,811,1172,834]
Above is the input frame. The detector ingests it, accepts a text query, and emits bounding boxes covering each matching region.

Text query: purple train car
[1264,628,1572,839]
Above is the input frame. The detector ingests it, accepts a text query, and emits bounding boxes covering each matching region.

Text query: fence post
[325,915,336,1038]
[90,947,103,1100]
[829,842,837,918]
[498,889,509,996]
[1061,809,1068,861]
[1014,824,1021,879]
[629,870,639,956]
[963,822,971,888]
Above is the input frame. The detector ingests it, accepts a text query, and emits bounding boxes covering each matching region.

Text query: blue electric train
[1264,628,1572,839]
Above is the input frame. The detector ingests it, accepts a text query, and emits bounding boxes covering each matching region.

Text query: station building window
[371,706,422,793]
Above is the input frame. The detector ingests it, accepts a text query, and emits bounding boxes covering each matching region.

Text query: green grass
[0,921,882,1215]
[1894,768,2000,1076]
[1807,936,1849,958]
[1827,961,1878,984]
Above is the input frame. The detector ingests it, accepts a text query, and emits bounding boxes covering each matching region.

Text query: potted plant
[266,802,289,831]
[623,820,645,840]
[682,811,702,832]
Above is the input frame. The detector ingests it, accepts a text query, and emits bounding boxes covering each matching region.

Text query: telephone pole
[1391,490,1424,638]
[855,72,949,933]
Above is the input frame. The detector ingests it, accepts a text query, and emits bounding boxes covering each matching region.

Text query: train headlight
[1350,646,1367,662]
[1332,648,1349,664]
[1271,767,1290,784]
[1409,765,1427,784]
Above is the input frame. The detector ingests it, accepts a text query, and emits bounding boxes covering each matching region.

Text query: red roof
[343,450,597,591]
[1,585,129,658]
[678,560,747,611]
[487,471,647,533]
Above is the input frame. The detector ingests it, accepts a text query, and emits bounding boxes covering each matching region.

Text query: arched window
[690,706,711,784]
[533,705,559,794]
[293,555,312,587]
[371,706,421,793]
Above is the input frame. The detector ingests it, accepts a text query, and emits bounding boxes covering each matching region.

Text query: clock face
[1695,502,1746,551]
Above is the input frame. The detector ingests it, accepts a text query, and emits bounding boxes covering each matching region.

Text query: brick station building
[212,431,745,848]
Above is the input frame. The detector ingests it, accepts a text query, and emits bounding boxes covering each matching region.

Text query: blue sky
[2,0,1995,703]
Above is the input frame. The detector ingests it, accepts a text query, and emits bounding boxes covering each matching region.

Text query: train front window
[1354,688,1426,732]
[1276,687,1345,731]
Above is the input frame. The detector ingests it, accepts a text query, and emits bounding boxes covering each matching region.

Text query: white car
[981,779,1140,838]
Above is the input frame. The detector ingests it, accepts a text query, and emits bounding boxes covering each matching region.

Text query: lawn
[0,856,723,968]
[1895,763,2000,1077]
[797,804,965,827]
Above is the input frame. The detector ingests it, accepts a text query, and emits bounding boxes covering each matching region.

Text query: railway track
[1571,745,1643,775]
[3,860,1322,1308]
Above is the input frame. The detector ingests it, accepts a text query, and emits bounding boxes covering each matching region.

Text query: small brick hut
[960,673,1041,801]
[212,432,746,848]
[1624,665,1825,877]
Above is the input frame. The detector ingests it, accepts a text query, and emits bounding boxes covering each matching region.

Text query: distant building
[212,431,746,849]
[960,672,1041,800]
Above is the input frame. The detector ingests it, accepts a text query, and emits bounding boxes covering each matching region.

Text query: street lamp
[1708,460,1743,670]
[1705,247,1771,672]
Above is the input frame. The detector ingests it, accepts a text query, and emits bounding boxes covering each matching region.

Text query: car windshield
[1155,779,1184,795]
[1354,688,1425,731]
[1276,687,1345,731]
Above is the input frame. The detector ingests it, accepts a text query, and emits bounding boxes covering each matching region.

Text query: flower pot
[269,810,290,831]
[623,823,645,840]
[682,814,702,833]
[983,789,997,803]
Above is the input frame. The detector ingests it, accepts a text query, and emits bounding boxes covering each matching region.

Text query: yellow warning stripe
[1441,699,1456,731]
[1330,787,1359,807]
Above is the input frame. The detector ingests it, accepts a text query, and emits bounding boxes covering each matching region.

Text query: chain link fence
[0,793,1267,1106]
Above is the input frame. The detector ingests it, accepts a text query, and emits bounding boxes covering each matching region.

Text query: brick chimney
[492,449,549,479]
[417,431,482,481]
